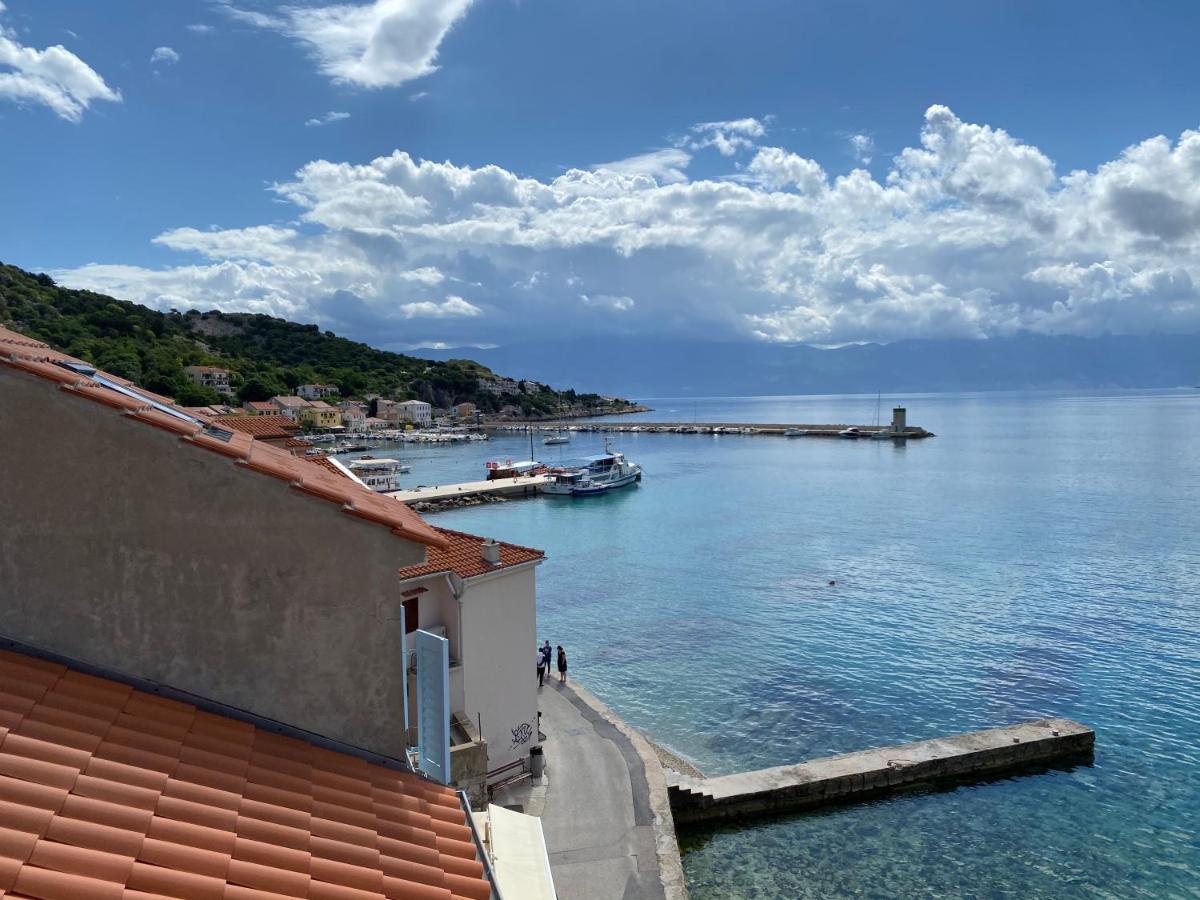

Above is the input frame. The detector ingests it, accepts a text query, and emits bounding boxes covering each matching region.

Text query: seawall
[669,718,1093,824]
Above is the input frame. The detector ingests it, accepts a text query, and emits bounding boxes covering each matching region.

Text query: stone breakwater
[668,718,1094,824]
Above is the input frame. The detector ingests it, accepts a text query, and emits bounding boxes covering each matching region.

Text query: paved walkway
[494,679,686,900]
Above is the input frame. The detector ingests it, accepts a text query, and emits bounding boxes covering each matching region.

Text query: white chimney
[481,539,502,566]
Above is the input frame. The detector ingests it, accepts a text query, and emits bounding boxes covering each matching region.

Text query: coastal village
[0,320,1096,900]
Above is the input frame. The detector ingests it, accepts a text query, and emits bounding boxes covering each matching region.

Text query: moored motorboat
[347,457,410,492]
[838,427,863,439]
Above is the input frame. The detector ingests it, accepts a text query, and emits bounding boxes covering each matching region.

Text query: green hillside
[0,262,633,415]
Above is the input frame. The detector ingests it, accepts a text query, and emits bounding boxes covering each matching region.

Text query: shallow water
[347,390,1200,898]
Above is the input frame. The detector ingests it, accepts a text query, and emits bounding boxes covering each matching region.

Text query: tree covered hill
[0,262,633,415]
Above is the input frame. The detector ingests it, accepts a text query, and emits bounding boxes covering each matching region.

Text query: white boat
[573,447,641,495]
[871,430,895,440]
[542,470,587,495]
[838,427,863,439]
[347,457,410,492]
[543,432,570,446]
[784,428,808,437]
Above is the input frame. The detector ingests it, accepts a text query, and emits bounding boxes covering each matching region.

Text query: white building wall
[459,566,539,778]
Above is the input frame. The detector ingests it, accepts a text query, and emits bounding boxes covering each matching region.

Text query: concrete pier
[668,718,1093,824]
[385,474,550,504]
[488,421,934,439]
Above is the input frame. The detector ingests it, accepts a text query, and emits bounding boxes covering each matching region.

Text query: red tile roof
[273,396,309,408]
[397,528,544,581]
[216,415,300,440]
[0,646,492,900]
[0,325,446,550]
[245,401,277,413]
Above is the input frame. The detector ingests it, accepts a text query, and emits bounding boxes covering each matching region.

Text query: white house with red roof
[397,529,545,792]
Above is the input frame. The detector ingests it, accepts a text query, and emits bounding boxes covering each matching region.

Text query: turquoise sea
[346,390,1200,898]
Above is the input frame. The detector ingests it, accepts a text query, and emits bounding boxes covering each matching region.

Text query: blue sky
[2,0,1199,349]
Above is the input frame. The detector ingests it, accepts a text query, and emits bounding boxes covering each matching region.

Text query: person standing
[557,645,568,684]
[541,640,552,674]
[536,647,547,687]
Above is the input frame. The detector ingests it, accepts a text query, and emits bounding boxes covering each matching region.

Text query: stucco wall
[460,566,539,776]
[0,369,425,758]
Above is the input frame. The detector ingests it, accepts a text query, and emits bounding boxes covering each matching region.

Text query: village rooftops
[0,643,493,900]
[244,401,277,414]
[0,325,447,550]
[272,396,310,408]
[398,527,544,582]
[307,400,335,410]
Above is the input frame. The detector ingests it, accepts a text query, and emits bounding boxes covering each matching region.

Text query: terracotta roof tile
[0,325,446,550]
[0,647,491,900]
[397,528,544,581]
[214,416,299,440]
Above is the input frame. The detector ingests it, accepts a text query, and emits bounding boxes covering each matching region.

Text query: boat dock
[385,474,551,505]
[667,718,1093,824]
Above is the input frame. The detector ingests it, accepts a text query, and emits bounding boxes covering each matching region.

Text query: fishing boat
[347,457,410,492]
[542,443,643,497]
[485,459,547,480]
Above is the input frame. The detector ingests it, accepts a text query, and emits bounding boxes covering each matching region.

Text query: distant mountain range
[423,334,1200,398]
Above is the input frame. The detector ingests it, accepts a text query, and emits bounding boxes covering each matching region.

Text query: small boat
[347,457,409,492]
[838,427,863,439]
[485,459,546,480]
[543,432,570,446]
[870,430,894,440]
[542,470,587,495]
[784,428,808,437]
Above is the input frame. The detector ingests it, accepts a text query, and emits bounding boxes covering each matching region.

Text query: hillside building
[182,364,232,396]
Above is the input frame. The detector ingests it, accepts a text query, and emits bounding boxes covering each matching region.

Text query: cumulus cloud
[218,0,473,88]
[0,11,121,121]
[305,110,351,127]
[55,105,1200,346]
[150,46,180,65]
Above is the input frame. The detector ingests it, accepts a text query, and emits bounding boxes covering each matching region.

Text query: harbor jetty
[489,406,933,439]
[667,718,1093,824]
[385,474,550,505]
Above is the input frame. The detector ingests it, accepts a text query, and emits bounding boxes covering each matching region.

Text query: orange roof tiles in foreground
[0,646,493,900]
[215,415,300,440]
[0,325,446,551]
[397,529,544,582]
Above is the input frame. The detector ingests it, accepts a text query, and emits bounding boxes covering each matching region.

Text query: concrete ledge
[565,680,690,900]
[670,718,1093,825]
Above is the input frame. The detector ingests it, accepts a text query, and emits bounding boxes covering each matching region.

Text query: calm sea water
[347,390,1200,898]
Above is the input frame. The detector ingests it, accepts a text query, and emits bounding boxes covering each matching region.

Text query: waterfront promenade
[494,679,688,900]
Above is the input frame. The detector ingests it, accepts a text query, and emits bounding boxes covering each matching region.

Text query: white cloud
[219,0,473,88]
[150,46,180,65]
[305,110,351,127]
[581,294,635,311]
[187,23,215,34]
[54,106,1200,346]
[592,148,691,184]
[848,132,874,165]
[684,117,768,156]
[0,11,121,122]
[399,295,481,318]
